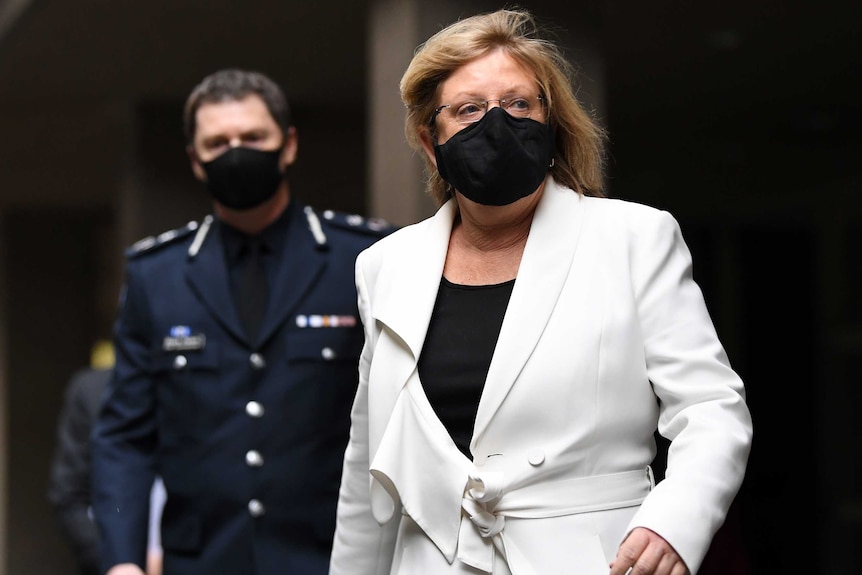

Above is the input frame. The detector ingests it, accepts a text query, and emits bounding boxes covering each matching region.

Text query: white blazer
[330,179,752,575]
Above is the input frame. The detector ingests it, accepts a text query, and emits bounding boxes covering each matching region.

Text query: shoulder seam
[126,220,199,259]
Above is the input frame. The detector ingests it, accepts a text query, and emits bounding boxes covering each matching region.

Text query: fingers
[610,527,690,575]
[632,540,665,574]
[655,552,680,575]
[609,529,649,575]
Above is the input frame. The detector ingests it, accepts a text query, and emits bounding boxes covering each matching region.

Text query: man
[92,69,392,575]
[48,346,112,575]
[48,341,164,575]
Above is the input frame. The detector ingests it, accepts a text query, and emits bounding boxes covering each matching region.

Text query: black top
[418,277,515,458]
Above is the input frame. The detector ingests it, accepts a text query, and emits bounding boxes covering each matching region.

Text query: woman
[330,9,752,575]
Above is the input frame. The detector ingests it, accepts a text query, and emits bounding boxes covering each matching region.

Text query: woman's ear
[418,126,438,168]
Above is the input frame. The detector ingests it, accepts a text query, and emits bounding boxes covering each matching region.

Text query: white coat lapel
[365,200,465,552]
[366,200,456,457]
[472,180,587,446]
[372,200,456,359]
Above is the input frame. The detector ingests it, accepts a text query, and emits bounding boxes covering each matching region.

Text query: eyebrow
[200,128,270,145]
[445,86,536,102]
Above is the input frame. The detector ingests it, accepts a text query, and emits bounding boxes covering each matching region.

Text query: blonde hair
[400,9,606,206]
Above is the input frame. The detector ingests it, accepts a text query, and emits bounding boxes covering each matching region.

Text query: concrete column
[367,0,432,227]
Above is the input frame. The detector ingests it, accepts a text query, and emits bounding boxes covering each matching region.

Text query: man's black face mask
[201,146,284,210]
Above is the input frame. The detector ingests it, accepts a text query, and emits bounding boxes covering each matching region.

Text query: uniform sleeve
[329,254,398,574]
[47,370,104,573]
[91,260,157,572]
[625,210,752,574]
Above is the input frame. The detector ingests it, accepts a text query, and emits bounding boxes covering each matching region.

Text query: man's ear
[188,146,206,182]
[281,127,299,168]
[418,126,437,168]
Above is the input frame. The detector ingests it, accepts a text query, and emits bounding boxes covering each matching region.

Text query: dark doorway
[3,207,114,574]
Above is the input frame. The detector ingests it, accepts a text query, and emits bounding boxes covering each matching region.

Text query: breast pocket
[153,342,220,372]
[283,328,364,433]
[152,342,221,444]
[285,327,363,364]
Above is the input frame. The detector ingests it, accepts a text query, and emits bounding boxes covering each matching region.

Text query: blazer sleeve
[329,254,398,575]
[625,210,753,574]
[91,260,158,572]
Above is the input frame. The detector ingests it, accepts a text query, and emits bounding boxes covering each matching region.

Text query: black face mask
[433,107,554,206]
[200,146,284,210]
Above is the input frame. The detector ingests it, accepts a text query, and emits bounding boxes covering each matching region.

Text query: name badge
[163,325,206,351]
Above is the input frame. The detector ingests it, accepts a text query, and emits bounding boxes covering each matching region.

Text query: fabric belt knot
[453,467,653,575]
[458,472,509,573]
[463,497,505,539]
[467,471,505,502]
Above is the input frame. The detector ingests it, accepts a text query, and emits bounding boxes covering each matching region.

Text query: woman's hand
[609,527,690,575]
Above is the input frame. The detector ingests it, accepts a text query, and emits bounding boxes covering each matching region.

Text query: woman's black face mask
[433,107,555,206]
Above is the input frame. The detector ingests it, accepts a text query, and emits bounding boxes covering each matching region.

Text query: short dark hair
[183,69,292,144]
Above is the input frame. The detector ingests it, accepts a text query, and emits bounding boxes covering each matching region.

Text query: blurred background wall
[0,0,858,573]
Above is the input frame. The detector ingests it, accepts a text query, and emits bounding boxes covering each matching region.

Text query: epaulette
[317,209,396,237]
[125,220,199,259]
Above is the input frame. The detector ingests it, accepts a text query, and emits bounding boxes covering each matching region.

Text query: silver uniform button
[173,355,188,369]
[246,450,264,467]
[249,353,266,369]
[248,499,265,517]
[246,401,264,418]
[321,347,336,361]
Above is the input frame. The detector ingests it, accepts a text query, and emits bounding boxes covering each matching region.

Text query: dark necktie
[236,237,268,344]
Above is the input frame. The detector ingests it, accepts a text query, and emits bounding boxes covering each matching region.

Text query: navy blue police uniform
[92,200,392,575]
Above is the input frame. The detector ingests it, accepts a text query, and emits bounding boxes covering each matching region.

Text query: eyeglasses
[431,95,545,126]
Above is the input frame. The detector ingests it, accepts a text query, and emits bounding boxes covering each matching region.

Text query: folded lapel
[366,201,470,563]
[366,201,456,461]
[372,200,456,360]
[185,221,247,343]
[471,181,587,447]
